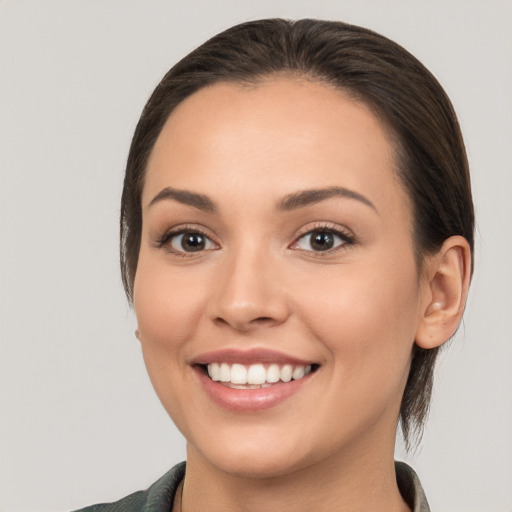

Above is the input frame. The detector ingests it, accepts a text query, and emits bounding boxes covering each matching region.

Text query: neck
[179,436,410,512]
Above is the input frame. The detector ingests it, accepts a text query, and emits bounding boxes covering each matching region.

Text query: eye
[161,230,217,254]
[292,228,353,252]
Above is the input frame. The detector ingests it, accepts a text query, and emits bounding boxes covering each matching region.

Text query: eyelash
[154,223,356,256]
[291,223,356,255]
[155,225,218,256]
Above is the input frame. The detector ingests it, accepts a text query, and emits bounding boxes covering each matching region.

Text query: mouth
[199,362,318,389]
[191,349,320,410]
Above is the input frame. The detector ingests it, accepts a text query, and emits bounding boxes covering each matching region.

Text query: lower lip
[194,367,313,411]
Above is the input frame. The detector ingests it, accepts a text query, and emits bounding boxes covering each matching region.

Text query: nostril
[252,316,275,324]
[212,315,279,332]
[246,316,283,329]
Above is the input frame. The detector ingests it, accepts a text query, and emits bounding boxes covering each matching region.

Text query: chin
[205,449,313,479]
[187,425,325,480]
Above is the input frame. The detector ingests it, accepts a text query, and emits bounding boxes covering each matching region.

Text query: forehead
[143,78,406,215]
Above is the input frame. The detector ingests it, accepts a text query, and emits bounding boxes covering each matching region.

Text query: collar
[395,461,431,512]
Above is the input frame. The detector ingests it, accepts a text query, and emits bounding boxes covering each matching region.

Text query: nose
[208,248,290,332]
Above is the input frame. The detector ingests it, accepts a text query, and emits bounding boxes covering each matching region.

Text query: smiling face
[133,79,431,477]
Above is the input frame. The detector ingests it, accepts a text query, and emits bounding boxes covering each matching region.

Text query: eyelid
[289,222,356,253]
[154,224,219,254]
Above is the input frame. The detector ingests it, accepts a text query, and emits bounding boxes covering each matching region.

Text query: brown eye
[310,232,336,251]
[293,229,352,252]
[170,232,215,253]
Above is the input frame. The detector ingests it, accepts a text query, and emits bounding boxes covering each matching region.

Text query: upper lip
[190,348,316,366]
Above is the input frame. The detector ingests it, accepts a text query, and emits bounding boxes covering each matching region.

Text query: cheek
[133,256,208,350]
[294,256,421,380]
[133,257,210,425]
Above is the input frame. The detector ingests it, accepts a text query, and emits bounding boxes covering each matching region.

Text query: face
[134,79,430,477]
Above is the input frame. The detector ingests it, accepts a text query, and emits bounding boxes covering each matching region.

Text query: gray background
[1,1,511,511]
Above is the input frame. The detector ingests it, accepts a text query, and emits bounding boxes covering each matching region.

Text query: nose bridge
[209,238,288,330]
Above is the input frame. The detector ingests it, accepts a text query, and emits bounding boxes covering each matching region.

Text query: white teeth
[219,363,231,382]
[267,364,280,383]
[230,364,247,384]
[280,364,293,382]
[206,362,313,386]
[247,364,266,385]
[208,362,220,381]
[292,366,305,380]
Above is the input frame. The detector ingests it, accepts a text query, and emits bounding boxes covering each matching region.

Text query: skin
[133,79,471,512]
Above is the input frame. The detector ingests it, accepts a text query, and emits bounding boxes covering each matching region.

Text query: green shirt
[74,460,430,512]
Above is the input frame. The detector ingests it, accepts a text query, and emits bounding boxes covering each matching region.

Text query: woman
[78,18,473,512]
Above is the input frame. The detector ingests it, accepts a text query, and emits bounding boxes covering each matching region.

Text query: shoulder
[73,462,186,512]
[395,461,431,512]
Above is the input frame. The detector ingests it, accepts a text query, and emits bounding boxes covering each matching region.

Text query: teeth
[280,364,293,383]
[267,364,280,383]
[247,364,266,385]
[292,366,305,380]
[207,362,220,381]
[219,363,231,382]
[206,362,313,386]
[231,364,247,384]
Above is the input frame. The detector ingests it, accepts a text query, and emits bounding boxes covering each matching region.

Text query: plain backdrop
[1,1,511,511]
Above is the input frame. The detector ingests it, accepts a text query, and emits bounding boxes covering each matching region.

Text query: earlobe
[415,236,472,349]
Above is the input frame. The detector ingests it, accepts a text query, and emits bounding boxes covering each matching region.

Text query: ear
[415,236,472,349]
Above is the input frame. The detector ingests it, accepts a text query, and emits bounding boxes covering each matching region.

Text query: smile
[206,362,313,388]
[192,349,319,411]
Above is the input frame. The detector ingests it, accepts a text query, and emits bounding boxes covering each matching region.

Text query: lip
[190,348,318,412]
[191,348,314,366]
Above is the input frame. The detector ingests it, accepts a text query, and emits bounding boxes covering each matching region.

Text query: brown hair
[120,18,474,446]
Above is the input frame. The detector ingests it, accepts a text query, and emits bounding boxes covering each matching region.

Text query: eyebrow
[278,186,378,213]
[148,185,377,215]
[148,187,217,212]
